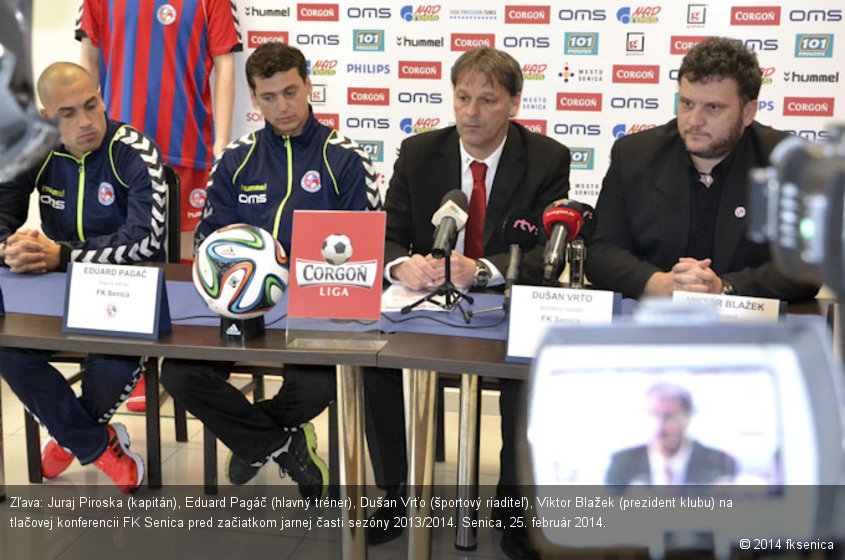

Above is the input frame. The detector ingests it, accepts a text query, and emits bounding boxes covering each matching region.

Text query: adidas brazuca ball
[193,224,289,320]
[321,233,353,266]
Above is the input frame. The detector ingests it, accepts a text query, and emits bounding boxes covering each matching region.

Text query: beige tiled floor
[0,369,510,559]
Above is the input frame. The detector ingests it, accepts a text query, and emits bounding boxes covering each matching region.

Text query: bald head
[37,62,97,111]
[36,62,106,158]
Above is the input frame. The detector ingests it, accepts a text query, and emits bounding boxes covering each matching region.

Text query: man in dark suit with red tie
[365,47,570,560]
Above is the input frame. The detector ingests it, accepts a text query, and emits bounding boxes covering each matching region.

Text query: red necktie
[465,161,487,259]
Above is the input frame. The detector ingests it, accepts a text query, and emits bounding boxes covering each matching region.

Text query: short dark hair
[450,47,523,97]
[677,36,762,104]
[245,43,308,90]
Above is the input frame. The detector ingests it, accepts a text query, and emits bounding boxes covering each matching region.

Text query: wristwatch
[720,277,736,296]
[473,259,491,288]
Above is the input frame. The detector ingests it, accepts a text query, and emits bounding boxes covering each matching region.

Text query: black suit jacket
[605,441,737,485]
[585,119,818,301]
[384,122,569,283]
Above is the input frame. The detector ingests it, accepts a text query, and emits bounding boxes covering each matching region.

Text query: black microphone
[431,190,469,258]
[503,213,540,311]
[541,199,592,286]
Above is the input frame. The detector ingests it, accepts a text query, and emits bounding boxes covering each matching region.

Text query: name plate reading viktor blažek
[63,263,171,338]
[672,291,782,322]
[507,285,617,361]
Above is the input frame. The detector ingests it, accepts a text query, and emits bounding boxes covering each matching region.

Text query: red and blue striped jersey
[76,0,242,170]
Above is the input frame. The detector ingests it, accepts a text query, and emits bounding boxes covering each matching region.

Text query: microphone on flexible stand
[468,213,541,317]
[402,190,474,321]
[541,199,592,286]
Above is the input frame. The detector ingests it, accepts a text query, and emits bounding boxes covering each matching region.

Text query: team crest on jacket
[157,4,177,25]
[301,170,322,193]
[98,182,115,206]
[189,187,207,209]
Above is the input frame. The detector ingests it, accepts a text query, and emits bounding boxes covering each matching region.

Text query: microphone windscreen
[542,199,593,241]
[440,189,468,212]
[503,212,541,251]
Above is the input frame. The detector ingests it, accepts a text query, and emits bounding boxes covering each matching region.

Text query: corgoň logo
[98,182,115,206]
[301,170,322,193]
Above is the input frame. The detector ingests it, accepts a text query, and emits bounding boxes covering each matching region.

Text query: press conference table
[0,262,528,560]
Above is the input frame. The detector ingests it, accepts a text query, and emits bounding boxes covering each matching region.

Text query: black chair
[23,164,182,484]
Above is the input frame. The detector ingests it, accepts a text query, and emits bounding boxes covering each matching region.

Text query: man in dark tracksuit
[160,43,380,499]
[0,62,166,493]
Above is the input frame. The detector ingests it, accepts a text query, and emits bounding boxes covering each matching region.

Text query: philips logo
[354,30,384,52]
[553,123,601,136]
[570,148,595,170]
[617,6,661,24]
[565,33,598,55]
[612,65,659,84]
[731,6,781,25]
[400,118,441,134]
[347,64,390,75]
[357,140,384,162]
[557,93,602,112]
[451,34,495,51]
[795,34,833,58]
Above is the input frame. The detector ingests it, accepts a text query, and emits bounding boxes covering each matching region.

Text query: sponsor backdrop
[230,1,843,208]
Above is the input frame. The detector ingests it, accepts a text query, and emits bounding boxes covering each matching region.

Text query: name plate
[63,263,171,338]
[507,285,618,362]
[672,291,783,322]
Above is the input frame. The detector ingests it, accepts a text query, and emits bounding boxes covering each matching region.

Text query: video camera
[748,126,845,296]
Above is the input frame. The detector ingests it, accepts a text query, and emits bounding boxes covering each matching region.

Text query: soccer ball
[193,224,289,319]
[321,233,353,266]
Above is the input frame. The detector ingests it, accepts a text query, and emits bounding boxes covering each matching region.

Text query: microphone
[541,199,592,286]
[430,190,469,258]
[503,213,540,311]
